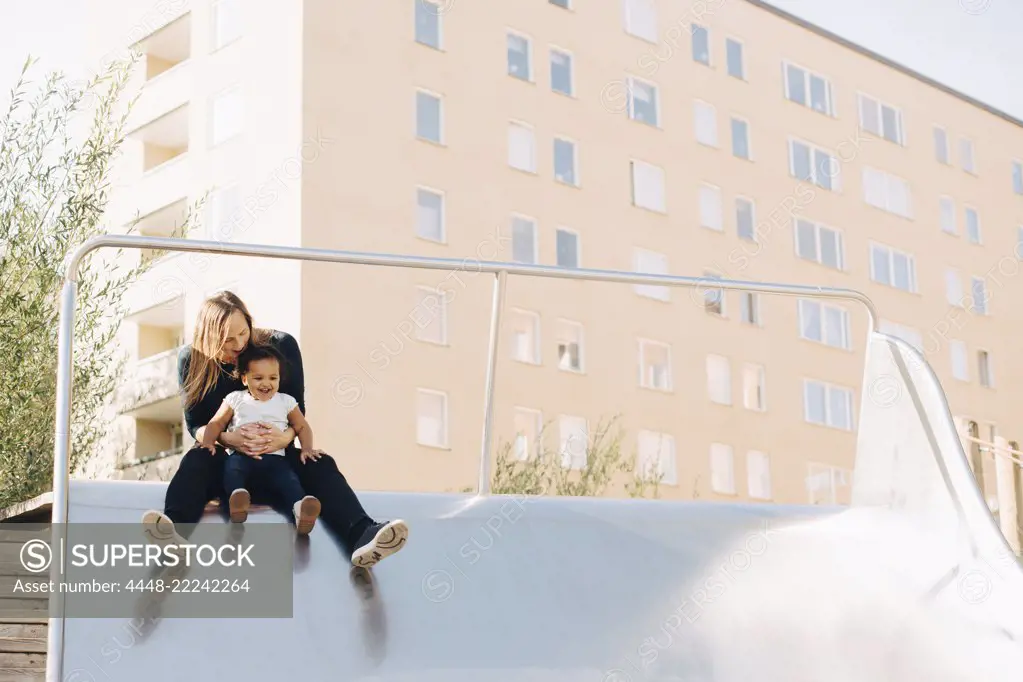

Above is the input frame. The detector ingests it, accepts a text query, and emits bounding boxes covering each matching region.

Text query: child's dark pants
[224,453,305,508]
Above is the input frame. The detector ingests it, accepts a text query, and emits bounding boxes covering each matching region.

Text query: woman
[141,291,408,568]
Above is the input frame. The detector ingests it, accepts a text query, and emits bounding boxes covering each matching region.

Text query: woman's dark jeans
[163,445,374,554]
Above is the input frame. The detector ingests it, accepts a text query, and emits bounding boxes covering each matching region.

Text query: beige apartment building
[84,0,1023,521]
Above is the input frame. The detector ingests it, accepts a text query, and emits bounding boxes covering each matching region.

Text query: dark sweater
[176,330,307,440]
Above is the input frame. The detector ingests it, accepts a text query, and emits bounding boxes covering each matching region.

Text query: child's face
[242,358,280,401]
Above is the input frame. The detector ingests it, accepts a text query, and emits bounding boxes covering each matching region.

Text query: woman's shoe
[140,510,187,561]
[351,520,409,568]
[229,488,251,523]
[294,496,321,535]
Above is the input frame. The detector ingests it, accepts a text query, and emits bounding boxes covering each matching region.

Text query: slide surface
[48,331,1023,681]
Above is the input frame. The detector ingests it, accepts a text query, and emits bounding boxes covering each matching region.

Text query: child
[199,344,322,535]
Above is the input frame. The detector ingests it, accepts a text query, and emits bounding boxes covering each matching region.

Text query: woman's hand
[220,424,273,459]
[245,423,293,457]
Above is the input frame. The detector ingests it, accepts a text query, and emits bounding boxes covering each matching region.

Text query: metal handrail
[47,233,881,681]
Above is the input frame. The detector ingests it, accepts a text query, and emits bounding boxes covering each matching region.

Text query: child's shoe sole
[229,489,250,523]
[295,496,321,535]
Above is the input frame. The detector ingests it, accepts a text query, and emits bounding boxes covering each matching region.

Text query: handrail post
[478,270,507,495]
[45,279,76,682]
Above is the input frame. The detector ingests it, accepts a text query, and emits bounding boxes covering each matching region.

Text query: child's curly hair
[236,343,286,378]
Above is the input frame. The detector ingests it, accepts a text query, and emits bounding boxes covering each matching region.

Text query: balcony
[117,348,181,420]
[127,58,191,135]
[123,251,187,324]
[123,140,191,223]
[134,198,190,264]
[131,104,189,172]
[127,12,191,129]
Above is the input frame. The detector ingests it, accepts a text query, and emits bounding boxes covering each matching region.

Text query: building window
[934,127,949,164]
[795,219,844,270]
[508,121,536,172]
[789,140,839,190]
[702,272,725,316]
[740,292,760,326]
[554,137,578,185]
[416,389,448,448]
[630,160,666,213]
[978,350,993,387]
[550,48,573,95]
[511,216,537,263]
[513,408,542,460]
[706,354,731,405]
[510,309,540,364]
[731,118,751,159]
[945,268,963,306]
[710,443,735,494]
[858,94,904,145]
[416,90,443,143]
[862,167,912,218]
[627,77,659,127]
[507,32,532,81]
[965,206,981,244]
[638,431,677,485]
[633,247,669,301]
[950,340,968,381]
[694,100,718,147]
[783,62,834,116]
[559,415,588,469]
[555,228,580,268]
[939,196,956,235]
[623,0,657,42]
[415,0,442,49]
[971,276,988,315]
[870,243,916,293]
[638,339,672,391]
[726,38,744,79]
[413,286,447,344]
[798,299,850,350]
[747,451,771,500]
[735,197,755,241]
[742,364,766,411]
[804,380,853,431]
[211,0,242,50]
[691,24,710,64]
[699,184,723,231]
[416,187,444,242]
[806,463,850,505]
[209,86,243,146]
[960,137,975,173]
[1013,161,1023,195]
[556,319,584,373]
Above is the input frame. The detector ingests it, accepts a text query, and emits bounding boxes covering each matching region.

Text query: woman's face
[219,310,251,364]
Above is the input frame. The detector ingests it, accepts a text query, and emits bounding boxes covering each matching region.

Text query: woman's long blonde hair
[182,291,271,408]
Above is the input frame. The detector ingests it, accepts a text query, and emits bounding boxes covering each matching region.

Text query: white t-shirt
[222,390,299,456]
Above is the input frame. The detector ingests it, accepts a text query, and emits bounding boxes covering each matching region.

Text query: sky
[0,0,1019,118]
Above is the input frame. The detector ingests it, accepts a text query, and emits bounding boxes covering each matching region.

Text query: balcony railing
[110,150,191,229]
[116,347,180,415]
[126,60,191,134]
[123,250,188,320]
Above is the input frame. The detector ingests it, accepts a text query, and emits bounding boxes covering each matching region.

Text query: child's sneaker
[293,496,321,535]
[351,520,409,568]
[140,509,187,561]
[229,488,251,523]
